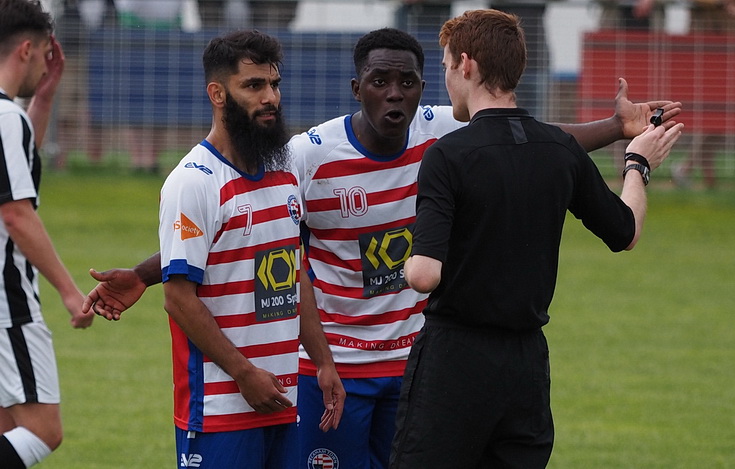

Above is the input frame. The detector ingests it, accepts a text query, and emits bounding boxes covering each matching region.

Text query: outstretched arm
[621,122,685,249]
[556,78,682,152]
[82,252,162,320]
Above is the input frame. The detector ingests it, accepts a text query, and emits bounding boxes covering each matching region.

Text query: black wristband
[624,152,650,170]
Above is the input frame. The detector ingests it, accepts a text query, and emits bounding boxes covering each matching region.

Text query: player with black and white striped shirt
[0,1,93,468]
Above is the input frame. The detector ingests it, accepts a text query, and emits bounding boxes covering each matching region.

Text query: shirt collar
[470,107,531,124]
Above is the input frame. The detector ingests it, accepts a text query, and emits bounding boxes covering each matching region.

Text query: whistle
[650,108,664,127]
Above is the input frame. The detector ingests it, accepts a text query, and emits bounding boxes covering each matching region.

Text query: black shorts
[391,318,553,469]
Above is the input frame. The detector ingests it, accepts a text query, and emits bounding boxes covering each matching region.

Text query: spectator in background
[197,0,298,31]
[672,0,735,189]
[197,0,247,30]
[116,0,181,28]
[250,0,298,29]
[197,0,226,28]
[489,0,552,121]
[115,0,182,174]
[394,0,453,36]
[53,0,116,169]
[597,0,666,30]
[689,0,735,29]
[595,0,666,175]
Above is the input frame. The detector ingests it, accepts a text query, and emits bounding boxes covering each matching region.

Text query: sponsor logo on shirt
[184,162,213,175]
[255,245,298,322]
[359,225,412,297]
[307,127,322,145]
[421,105,435,121]
[308,448,339,469]
[337,334,416,351]
[173,213,203,240]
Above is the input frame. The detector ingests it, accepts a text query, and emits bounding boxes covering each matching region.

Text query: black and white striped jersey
[0,90,43,328]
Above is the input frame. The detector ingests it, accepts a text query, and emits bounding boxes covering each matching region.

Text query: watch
[624,152,650,170]
[622,163,650,186]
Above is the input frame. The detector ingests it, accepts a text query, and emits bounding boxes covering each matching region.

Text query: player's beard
[223,92,291,172]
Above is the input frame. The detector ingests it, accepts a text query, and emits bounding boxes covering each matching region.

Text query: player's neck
[205,129,259,175]
[0,71,20,100]
[350,111,407,156]
[467,89,516,119]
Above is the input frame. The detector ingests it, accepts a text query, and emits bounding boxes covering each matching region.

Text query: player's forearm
[556,117,622,153]
[300,317,335,371]
[2,202,78,296]
[134,252,164,286]
[26,94,54,147]
[620,171,647,250]
[299,275,335,370]
[163,278,254,377]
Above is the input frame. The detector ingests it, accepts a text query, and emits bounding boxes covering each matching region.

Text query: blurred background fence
[41,0,734,189]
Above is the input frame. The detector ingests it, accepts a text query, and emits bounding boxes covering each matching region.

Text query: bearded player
[154,30,342,468]
[82,28,681,469]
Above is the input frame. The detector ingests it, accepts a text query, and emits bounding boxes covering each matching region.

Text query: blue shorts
[298,374,402,469]
[175,423,297,468]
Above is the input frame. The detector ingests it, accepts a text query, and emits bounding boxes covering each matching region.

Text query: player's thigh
[369,378,401,469]
[0,322,62,445]
[299,375,372,469]
[264,423,299,468]
[298,375,382,469]
[176,423,297,469]
[0,322,60,409]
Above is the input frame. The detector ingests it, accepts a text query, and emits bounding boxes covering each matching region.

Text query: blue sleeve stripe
[162,259,205,284]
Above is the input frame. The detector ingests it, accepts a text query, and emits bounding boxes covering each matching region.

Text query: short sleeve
[0,111,37,204]
[159,166,218,284]
[411,144,456,263]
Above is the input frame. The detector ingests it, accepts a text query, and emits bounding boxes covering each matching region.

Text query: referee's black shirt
[411,108,635,331]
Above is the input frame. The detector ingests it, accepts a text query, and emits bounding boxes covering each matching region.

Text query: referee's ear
[207,82,226,108]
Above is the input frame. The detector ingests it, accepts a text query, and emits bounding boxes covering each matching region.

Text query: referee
[395,9,684,468]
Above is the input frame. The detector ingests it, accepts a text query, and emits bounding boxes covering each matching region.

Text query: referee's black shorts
[391,318,554,469]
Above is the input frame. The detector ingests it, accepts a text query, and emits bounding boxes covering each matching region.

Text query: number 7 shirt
[159,140,302,433]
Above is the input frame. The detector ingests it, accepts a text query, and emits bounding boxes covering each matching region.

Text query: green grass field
[36,170,734,468]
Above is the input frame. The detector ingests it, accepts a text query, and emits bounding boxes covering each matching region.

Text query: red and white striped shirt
[291,106,462,378]
[160,140,302,432]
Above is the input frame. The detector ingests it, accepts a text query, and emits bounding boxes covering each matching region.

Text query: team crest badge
[287,194,301,224]
[308,448,339,469]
